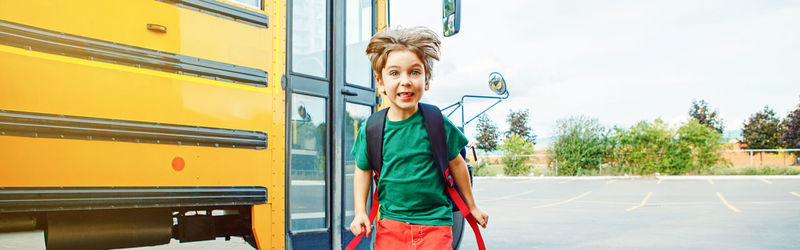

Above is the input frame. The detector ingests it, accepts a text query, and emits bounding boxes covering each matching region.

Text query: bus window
[345,0,373,87]
[342,103,371,237]
[292,0,328,78]
[225,0,263,10]
[290,94,328,231]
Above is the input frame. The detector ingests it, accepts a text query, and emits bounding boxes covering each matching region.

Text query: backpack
[345,103,485,250]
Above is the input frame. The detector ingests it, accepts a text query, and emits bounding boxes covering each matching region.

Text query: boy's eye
[389,71,399,76]
[411,70,421,76]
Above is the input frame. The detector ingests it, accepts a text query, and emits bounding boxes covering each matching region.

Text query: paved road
[3,176,798,249]
[459,176,800,250]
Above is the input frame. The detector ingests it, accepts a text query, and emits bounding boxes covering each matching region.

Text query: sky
[389,0,800,147]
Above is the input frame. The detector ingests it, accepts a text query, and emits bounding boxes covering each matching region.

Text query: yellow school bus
[0,0,464,249]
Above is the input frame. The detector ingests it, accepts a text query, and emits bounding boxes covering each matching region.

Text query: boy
[349,26,488,249]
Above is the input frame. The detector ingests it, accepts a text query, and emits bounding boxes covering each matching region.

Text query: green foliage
[603,119,728,175]
[741,106,782,149]
[780,98,800,154]
[472,158,491,176]
[606,120,685,175]
[677,120,730,172]
[506,109,536,144]
[499,133,534,176]
[689,99,725,133]
[549,116,607,176]
[475,114,499,151]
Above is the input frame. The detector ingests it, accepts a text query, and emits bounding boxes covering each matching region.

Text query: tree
[781,100,800,149]
[689,99,725,133]
[741,106,782,150]
[677,120,728,172]
[506,109,536,144]
[604,119,728,175]
[606,120,687,175]
[549,116,607,176]
[474,114,499,151]
[780,99,800,162]
[499,133,534,176]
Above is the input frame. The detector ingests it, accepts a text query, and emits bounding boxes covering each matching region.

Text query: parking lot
[2,176,798,249]
[459,176,800,249]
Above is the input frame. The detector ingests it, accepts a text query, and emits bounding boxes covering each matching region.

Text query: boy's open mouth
[398,92,414,98]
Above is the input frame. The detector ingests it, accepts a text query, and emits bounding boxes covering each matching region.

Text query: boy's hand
[471,207,489,228]
[349,214,372,236]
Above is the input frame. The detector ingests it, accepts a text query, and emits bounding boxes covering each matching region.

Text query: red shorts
[375,218,453,250]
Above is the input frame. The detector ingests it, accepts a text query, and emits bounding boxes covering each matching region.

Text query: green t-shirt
[350,109,469,226]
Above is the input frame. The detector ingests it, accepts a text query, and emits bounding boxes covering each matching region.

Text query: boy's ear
[424,80,430,91]
[376,77,386,95]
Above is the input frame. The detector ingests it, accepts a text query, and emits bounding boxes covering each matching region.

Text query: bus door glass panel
[342,102,372,248]
[292,0,327,78]
[224,0,262,9]
[290,94,328,231]
[345,0,372,87]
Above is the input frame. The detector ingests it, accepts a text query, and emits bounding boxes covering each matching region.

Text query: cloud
[391,0,800,139]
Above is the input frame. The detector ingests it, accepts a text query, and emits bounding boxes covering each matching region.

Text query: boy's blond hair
[366,26,441,83]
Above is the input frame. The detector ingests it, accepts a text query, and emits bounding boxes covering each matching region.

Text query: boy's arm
[449,155,489,228]
[350,167,373,236]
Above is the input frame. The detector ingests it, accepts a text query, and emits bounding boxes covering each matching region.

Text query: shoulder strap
[365,108,388,173]
[418,103,451,186]
[421,103,487,250]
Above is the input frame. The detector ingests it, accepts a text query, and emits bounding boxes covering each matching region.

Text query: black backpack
[345,102,485,250]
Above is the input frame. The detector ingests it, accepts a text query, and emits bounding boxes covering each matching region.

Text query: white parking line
[759,178,773,184]
[533,191,592,209]
[481,189,536,202]
[657,179,663,184]
[626,192,654,211]
[716,192,741,213]
[790,192,800,198]
[606,179,617,184]
[558,179,576,184]
[708,179,714,184]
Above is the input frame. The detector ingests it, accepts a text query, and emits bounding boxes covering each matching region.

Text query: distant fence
[479,149,800,170]
[719,149,800,166]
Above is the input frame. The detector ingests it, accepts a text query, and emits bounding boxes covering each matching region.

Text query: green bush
[677,119,730,173]
[604,119,729,175]
[499,133,534,176]
[472,158,491,176]
[549,116,607,176]
[549,117,731,176]
[606,120,681,175]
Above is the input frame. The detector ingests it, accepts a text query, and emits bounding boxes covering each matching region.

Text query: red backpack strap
[445,169,486,250]
[345,172,380,250]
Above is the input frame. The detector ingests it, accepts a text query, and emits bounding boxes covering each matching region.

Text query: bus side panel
[0,45,270,132]
[252,0,287,249]
[0,0,270,70]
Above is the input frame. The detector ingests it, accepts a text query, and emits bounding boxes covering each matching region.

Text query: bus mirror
[442,0,460,37]
[488,72,507,95]
[298,104,311,121]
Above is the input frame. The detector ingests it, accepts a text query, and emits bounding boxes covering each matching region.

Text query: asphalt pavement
[459,176,800,250]
[3,176,798,249]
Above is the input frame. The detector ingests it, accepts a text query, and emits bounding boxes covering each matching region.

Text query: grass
[472,163,554,176]
[706,165,800,175]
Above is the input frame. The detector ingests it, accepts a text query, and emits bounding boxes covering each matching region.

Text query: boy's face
[377,49,429,113]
